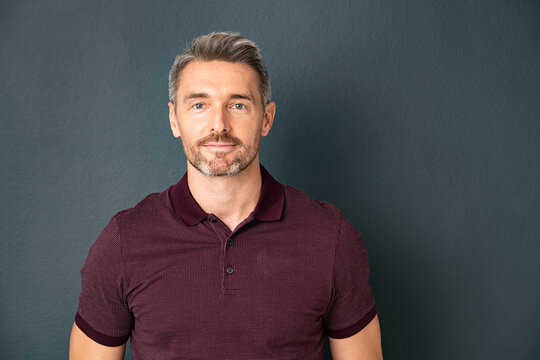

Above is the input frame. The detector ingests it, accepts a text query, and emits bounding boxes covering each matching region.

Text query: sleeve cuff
[326,305,377,339]
[75,313,130,347]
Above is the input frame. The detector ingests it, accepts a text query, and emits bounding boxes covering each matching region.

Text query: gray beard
[191,156,244,177]
[185,140,259,177]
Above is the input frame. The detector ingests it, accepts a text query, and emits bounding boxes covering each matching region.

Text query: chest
[122,222,334,352]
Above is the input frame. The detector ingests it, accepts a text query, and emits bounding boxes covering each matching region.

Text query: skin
[69,323,125,360]
[168,60,275,231]
[69,59,383,359]
[329,315,383,359]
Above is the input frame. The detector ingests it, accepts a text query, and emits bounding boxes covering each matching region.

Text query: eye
[232,103,246,110]
[192,103,205,110]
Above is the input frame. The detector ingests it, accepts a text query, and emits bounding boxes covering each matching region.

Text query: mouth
[202,143,237,152]
[197,133,241,153]
[203,142,236,147]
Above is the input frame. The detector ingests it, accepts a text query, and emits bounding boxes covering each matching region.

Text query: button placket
[205,215,236,292]
[223,234,239,291]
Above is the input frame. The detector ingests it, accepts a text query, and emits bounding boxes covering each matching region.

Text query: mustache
[197,133,242,146]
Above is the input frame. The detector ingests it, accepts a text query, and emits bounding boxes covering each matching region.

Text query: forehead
[176,60,260,100]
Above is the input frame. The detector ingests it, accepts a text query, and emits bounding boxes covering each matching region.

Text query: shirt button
[227,238,233,247]
[208,217,216,223]
[226,266,234,274]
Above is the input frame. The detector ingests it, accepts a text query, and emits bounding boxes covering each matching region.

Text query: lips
[202,143,237,154]
[203,142,236,147]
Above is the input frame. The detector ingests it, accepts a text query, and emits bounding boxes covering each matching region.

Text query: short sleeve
[75,216,132,346]
[323,212,377,339]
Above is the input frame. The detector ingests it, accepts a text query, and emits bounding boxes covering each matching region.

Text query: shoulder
[112,186,174,229]
[88,187,170,246]
[281,184,363,245]
[283,184,342,218]
[281,184,344,233]
[87,186,176,264]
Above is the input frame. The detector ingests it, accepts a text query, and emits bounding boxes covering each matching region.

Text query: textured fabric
[75,166,376,359]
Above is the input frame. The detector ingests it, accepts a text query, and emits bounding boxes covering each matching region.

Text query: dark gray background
[1,1,539,359]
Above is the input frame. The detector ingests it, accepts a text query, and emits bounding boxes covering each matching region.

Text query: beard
[183,132,260,177]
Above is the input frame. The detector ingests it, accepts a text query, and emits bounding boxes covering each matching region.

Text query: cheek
[177,121,204,140]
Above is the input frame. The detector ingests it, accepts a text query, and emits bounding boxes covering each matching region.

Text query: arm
[328,315,383,360]
[69,323,126,360]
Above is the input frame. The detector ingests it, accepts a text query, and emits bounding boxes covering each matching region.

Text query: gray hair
[168,32,271,106]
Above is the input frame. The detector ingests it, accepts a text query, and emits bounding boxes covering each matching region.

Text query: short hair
[168,32,271,106]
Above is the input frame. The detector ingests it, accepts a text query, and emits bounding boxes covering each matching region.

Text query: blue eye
[193,103,204,110]
[233,103,245,110]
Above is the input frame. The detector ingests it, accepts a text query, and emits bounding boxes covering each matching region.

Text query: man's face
[168,60,275,177]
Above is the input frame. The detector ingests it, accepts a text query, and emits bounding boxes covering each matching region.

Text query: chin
[196,161,243,177]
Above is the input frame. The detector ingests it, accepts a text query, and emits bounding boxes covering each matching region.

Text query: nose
[210,107,231,133]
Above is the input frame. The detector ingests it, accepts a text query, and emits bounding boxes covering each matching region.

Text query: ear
[168,101,182,138]
[261,101,276,137]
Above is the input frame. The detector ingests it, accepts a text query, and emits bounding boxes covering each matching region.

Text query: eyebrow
[183,93,209,103]
[182,92,255,103]
[229,94,255,103]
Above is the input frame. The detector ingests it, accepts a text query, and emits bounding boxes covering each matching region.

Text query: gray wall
[1,1,539,359]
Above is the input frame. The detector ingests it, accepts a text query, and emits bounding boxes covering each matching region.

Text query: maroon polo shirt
[75,166,376,359]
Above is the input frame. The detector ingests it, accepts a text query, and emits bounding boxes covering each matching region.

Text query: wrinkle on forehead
[176,60,261,106]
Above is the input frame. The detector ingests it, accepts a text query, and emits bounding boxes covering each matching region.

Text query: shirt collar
[170,165,285,226]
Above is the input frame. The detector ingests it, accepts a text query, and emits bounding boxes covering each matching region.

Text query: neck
[186,157,262,231]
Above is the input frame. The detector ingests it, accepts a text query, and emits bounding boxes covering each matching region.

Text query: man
[70,32,382,359]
